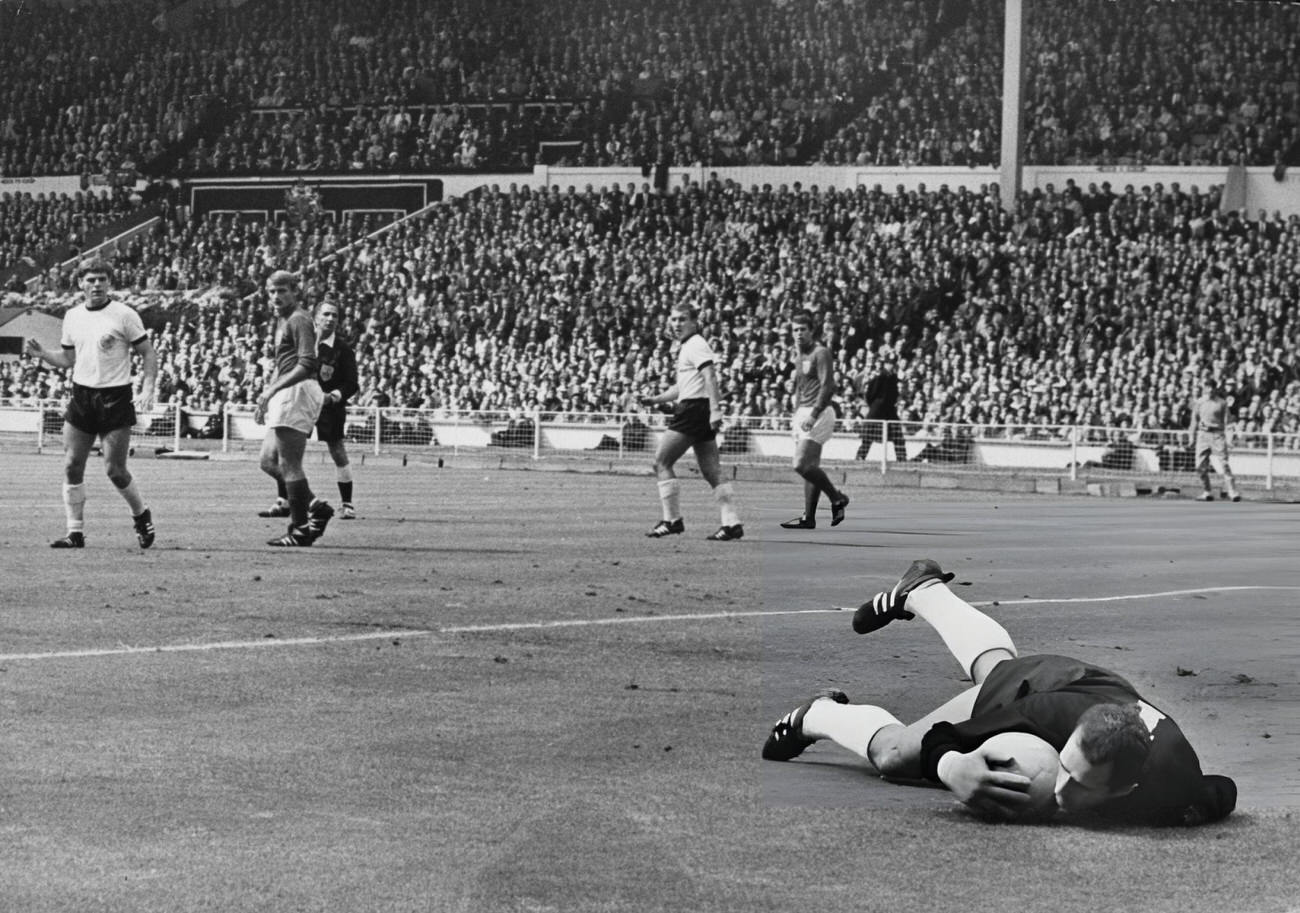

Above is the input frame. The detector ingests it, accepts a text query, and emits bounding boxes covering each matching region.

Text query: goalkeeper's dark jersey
[919,654,1237,826]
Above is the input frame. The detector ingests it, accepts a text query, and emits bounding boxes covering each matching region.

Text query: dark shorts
[315,401,347,443]
[65,383,135,436]
[973,653,1136,717]
[667,398,715,442]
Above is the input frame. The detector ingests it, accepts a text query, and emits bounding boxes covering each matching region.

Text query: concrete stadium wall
[176,165,1300,216]
[524,165,1300,216]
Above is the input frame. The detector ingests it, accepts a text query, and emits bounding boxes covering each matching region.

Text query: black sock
[276,477,288,501]
[339,481,353,503]
[286,479,312,528]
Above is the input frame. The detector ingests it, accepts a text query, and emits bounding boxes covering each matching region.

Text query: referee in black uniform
[314,300,360,518]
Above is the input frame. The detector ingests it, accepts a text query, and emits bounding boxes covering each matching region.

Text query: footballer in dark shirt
[762,560,1236,826]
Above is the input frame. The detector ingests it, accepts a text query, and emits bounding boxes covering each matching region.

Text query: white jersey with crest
[675,333,716,401]
[60,299,148,388]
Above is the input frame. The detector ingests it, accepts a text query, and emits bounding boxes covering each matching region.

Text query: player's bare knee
[105,465,131,488]
[867,727,916,777]
[970,647,1016,685]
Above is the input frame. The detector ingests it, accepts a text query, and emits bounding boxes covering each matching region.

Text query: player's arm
[934,742,1034,821]
[811,348,836,418]
[132,335,159,412]
[864,372,881,405]
[25,339,75,370]
[334,344,360,405]
[639,384,679,407]
[921,697,1083,817]
[921,697,1082,780]
[257,321,318,414]
[266,361,315,399]
[699,362,723,429]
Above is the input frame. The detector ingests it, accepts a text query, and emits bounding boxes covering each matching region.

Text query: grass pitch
[1,452,1297,913]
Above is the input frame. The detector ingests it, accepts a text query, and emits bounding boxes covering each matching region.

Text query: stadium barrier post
[1266,432,1274,491]
[221,402,230,454]
[1069,426,1079,481]
[533,408,541,460]
[36,400,45,454]
[880,421,889,475]
[373,407,382,457]
[173,401,182,453]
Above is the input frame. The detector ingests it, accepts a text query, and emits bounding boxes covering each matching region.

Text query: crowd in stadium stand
[821,0,1300,168]
[4,179,1299,447]
[4,0,1300,180]
[0,189,139,276]
[4,0,1300,453]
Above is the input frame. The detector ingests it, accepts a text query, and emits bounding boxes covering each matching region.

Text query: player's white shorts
[266,379,325,434]
[792,406,836,446]
[1195,429,1231,474]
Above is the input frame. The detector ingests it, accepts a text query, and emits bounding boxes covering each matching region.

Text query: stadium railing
[2,401,1296,492]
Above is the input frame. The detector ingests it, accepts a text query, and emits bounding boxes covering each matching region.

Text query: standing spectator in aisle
[1190,379,1241,502]
[858,354,909,463]
[639,302,744,541]
[780,310,850,530]
[25,259,157,549]
[255,270,334,546]
[314,300,360,518]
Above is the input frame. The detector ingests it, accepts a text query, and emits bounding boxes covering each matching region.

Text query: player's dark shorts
[667,398,715,442]
[315,401,347,443]
[65,383,135,436]
[973,653,1138,716]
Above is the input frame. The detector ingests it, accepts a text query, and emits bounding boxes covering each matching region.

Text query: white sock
[713,481,740,526]
[801,700,902,760]
[657,478,681,522]
[907,583,1016,680]
[63,482,86,532]
[115,478,146,515]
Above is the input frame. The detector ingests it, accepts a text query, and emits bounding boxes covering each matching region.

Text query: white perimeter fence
[3,400,1298,491]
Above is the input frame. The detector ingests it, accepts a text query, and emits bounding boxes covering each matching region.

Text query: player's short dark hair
[789,310,814,328]
[78,258,114,282]
[1076,703,1151,790]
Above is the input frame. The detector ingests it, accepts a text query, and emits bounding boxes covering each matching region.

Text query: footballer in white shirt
[25,259,157,549]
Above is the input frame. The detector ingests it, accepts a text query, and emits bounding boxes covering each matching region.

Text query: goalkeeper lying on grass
[763,559,1237,825]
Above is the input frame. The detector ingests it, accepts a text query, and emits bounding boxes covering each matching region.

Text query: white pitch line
[0,629,433,662]
[0,609,833,663]
[968,585,1300,606]
[2,587,1296,663]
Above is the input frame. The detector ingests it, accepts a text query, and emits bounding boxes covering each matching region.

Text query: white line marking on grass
[0,630,429,661]
[0,609,834,662]
[968,585,1300,606]
[3,588,1296,663]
